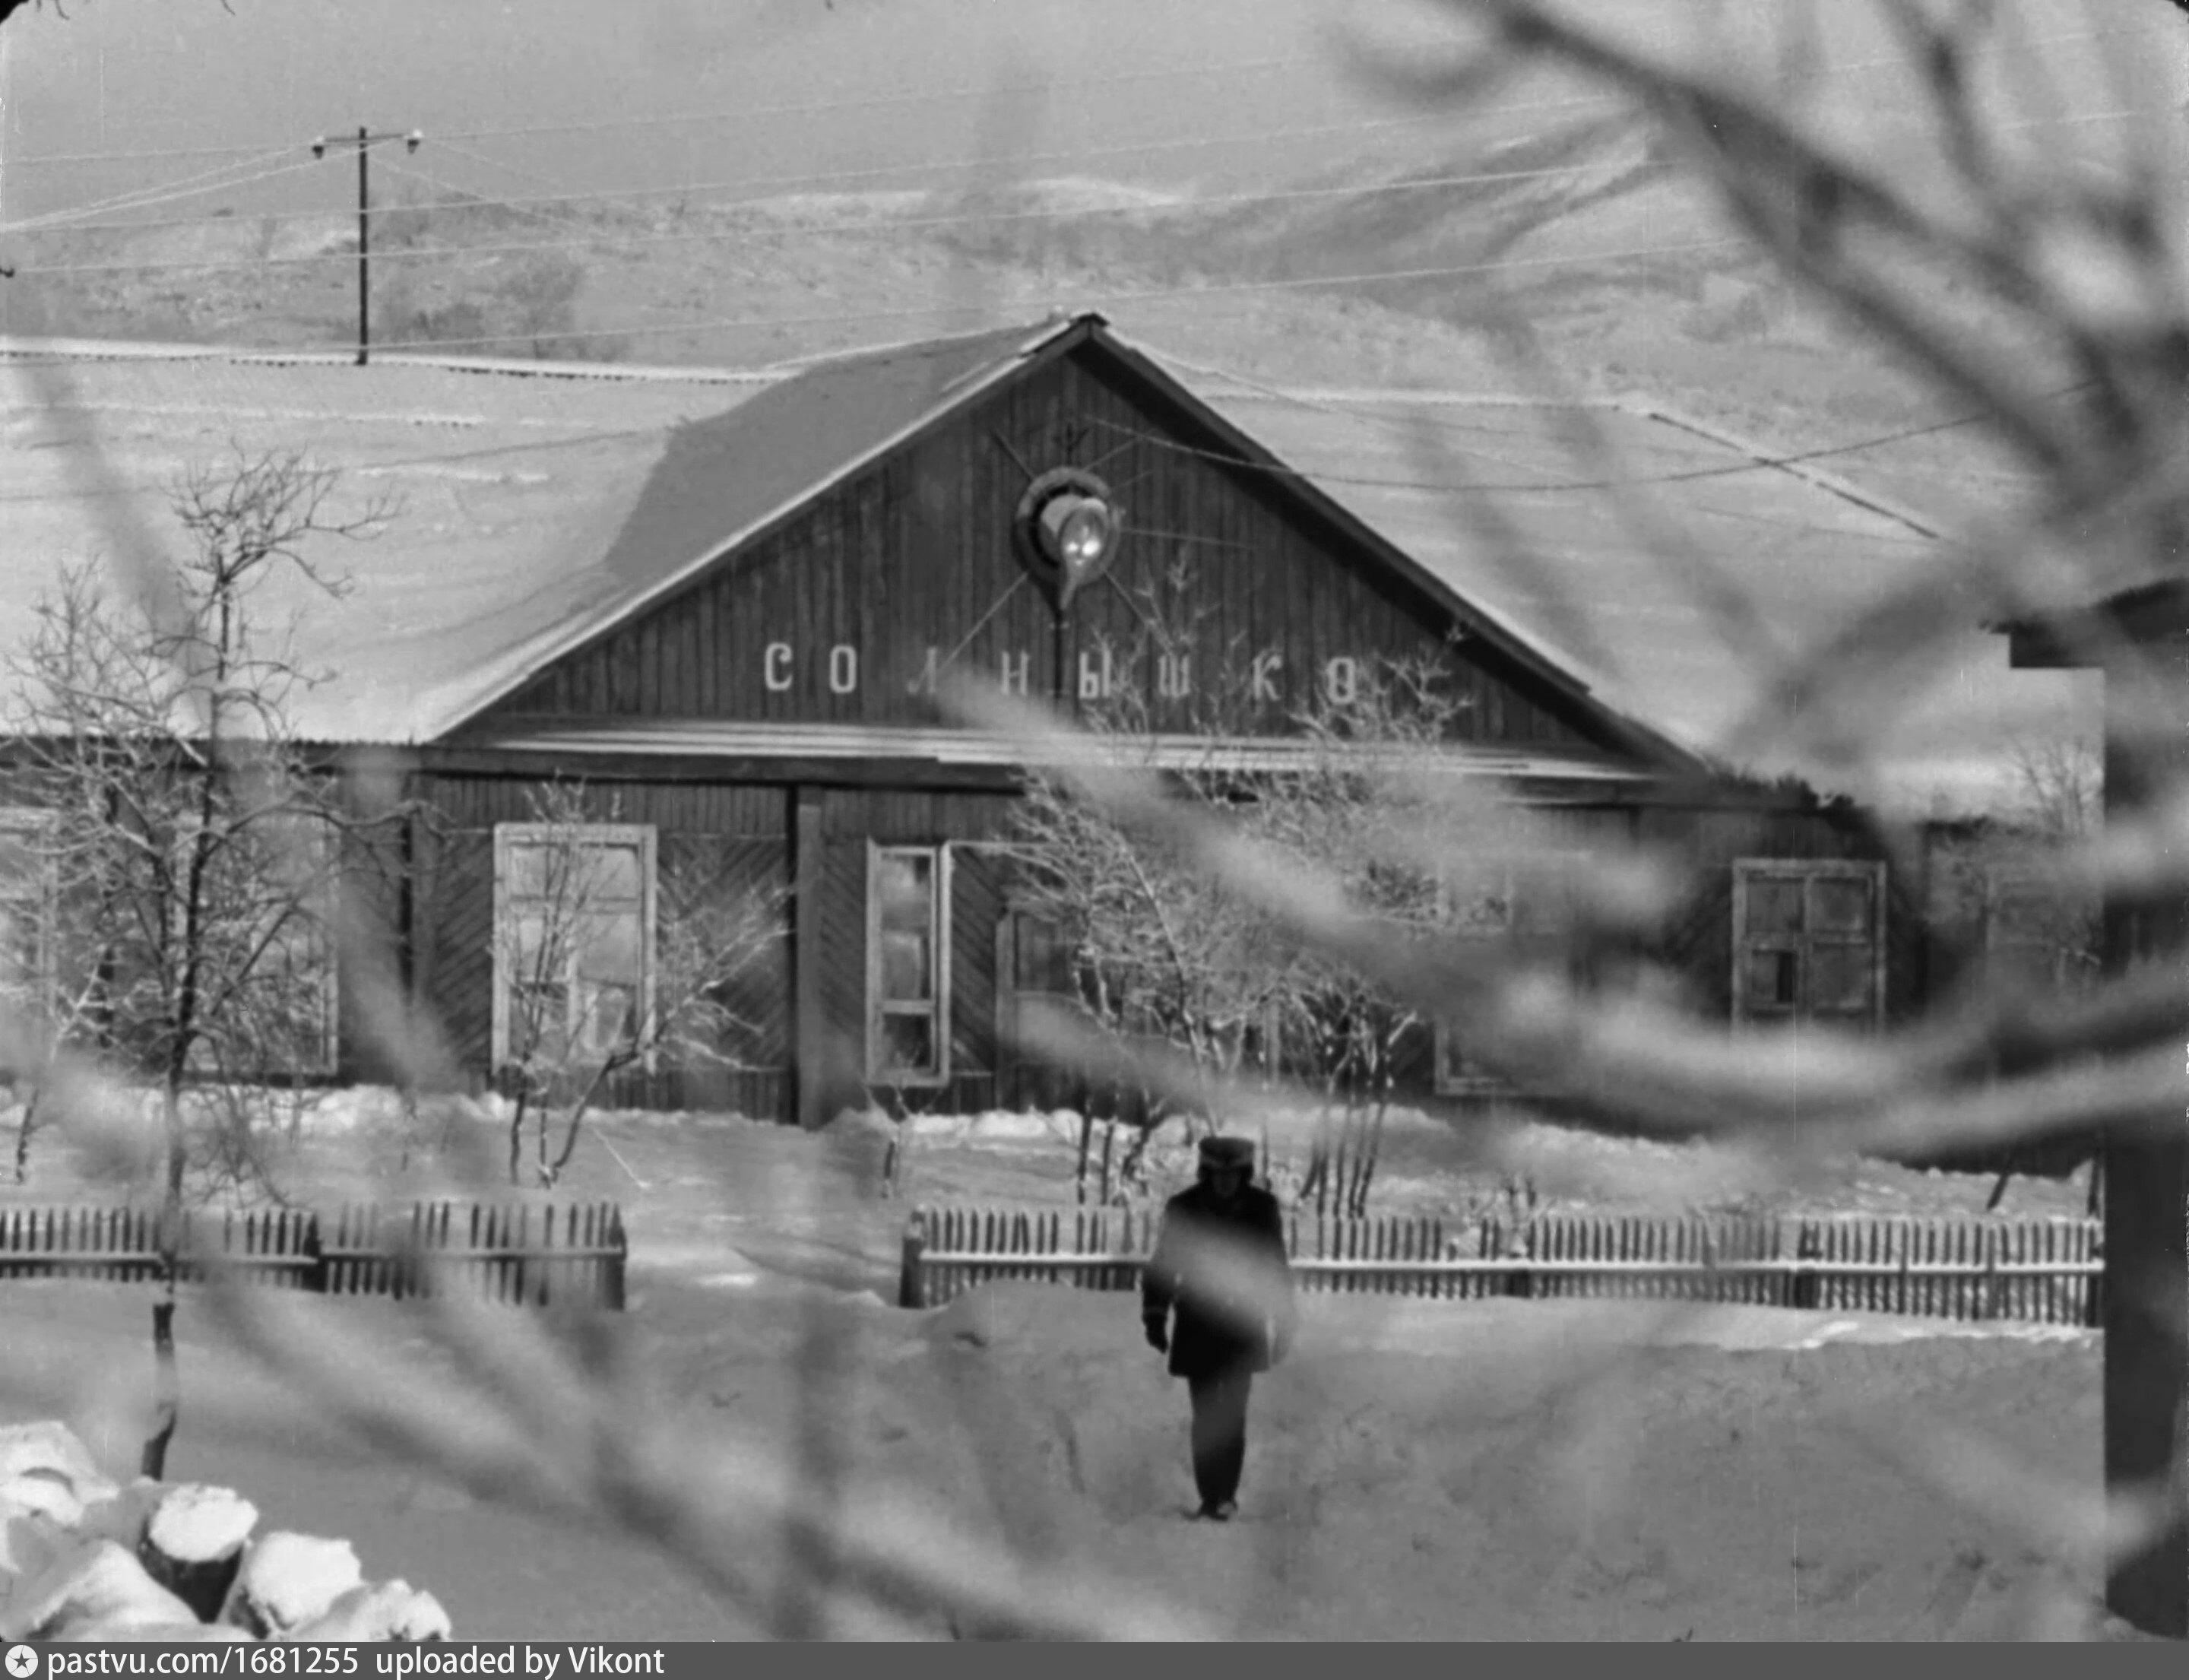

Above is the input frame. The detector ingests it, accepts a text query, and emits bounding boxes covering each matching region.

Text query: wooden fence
[899,1205,2102,1328]
[0,1201,627,1311]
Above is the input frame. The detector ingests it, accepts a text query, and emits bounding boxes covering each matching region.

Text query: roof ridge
[754,309,1094,372]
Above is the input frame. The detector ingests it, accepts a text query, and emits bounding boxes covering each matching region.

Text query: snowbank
[0,1421,449,1644]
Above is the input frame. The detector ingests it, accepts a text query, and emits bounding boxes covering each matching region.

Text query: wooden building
[1,313,2090,1127]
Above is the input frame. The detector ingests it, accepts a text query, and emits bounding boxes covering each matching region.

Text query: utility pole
[310,126,422,366]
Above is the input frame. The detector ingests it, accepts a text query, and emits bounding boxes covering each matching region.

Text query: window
[1731,859,1886,1030]
[0,811,54,1019]
[1433,851,1580,1096]
[868,844,950,1084]
[1973,863,2094,996]
[231,814,341,1076]
[493,823,655,1069]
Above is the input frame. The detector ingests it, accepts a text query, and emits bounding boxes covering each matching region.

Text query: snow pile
[0,1421,449,1644]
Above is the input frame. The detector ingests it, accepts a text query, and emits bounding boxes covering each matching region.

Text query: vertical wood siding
[417,826,496,1076]
[483,344,1611,755]
[409,775,794,1116]
[949,845,1007,1081]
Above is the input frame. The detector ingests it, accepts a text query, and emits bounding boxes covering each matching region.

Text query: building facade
[3,312,2038,1130]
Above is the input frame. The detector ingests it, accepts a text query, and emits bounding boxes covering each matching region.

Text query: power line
[11,223,1747,310]
[0,422,676,504]
[0,338,1972,543]
[1075,407,1984,501]
[372,154,606,246]
[15,81,2172,252]
[1158,351,2012,482]
[4,158,1677,277]
[0,150,317,236]
[362,239,1758,355]
[6,109,1630,239]
[419,138,612,227]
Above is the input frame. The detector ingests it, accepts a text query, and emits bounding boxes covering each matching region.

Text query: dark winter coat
[1141,1181,1297,1380]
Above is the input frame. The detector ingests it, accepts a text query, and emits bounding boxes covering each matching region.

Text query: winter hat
[1198,1135,1256,1171]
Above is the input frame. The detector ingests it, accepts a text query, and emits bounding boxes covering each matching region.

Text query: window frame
[1431,849,1584,1098]
[0,808,58,1025]
[1729,857,1888,1031]
[866,842,952,1087]
[491,821,658,1072]
[1980,860,2092,994]
[229,810,343,1079]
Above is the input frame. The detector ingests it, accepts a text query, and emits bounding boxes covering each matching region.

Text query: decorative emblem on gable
[1012,465,1125,614]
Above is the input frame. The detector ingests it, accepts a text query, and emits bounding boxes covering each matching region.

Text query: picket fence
[0,1201,628,1310]
[899,1204,2103,1327]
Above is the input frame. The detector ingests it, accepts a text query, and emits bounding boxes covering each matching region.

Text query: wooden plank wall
[485,344,1611,756]
[1641,800,1910,1023]
[410,775,793,1115]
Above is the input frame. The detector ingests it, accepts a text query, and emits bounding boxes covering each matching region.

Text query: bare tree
[491,781,787,1189]
[1009,583,1481,1217]
[2,451,385,1478]
[1265,656,1469,1219]
[1005,573,1301,1197]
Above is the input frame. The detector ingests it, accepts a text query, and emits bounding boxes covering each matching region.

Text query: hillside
[4,126,2036,533]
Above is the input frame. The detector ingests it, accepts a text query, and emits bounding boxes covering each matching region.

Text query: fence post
[1980,1226,1999,1323]
[1504,1220,1535,1300]
[898,1212,928,1310]
[2084,1225,2103,1330]
[301,1212,328,1294]
[1790,1220,1820,1311]
[605,1205,628,1313]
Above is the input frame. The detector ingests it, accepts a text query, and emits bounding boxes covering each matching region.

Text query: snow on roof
[1129,348,2099,814]
[2,315,2096,811]
[0,318,1076,745]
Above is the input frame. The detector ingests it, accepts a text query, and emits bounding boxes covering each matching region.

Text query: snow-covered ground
[0,1269,2136,1640]
[0,1092,2134,1640]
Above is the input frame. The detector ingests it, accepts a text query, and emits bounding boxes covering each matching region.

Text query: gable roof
[1107,344,2096,813]
[0,320,1079,744]
[2,315,2096,808]
[450,315,1098,729]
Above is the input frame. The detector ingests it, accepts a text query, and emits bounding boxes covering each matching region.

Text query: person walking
[1141,1134,1298,1521]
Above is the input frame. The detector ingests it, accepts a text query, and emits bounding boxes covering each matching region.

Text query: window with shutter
[1730,859,1886,1030]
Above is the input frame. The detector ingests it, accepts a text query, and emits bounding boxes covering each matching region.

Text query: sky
[5,0,2175,233]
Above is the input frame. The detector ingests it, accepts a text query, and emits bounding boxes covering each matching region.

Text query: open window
[1731,859,1886,1031]
[867,844,951,1086]
[493,823,656,1070]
